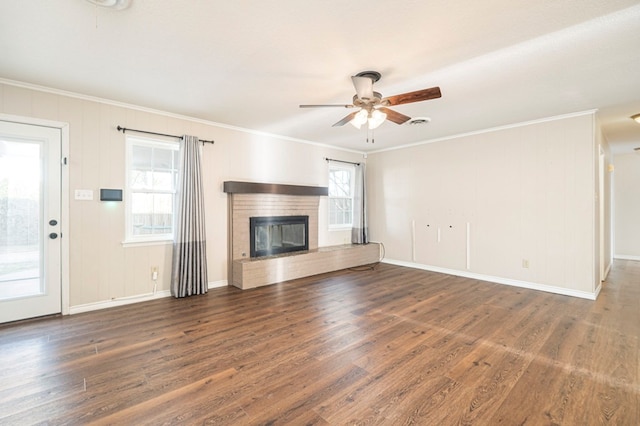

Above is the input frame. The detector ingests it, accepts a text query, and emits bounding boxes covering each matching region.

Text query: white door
[0,120,61,323]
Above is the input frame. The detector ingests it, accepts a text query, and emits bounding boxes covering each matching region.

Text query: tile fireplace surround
[224,181,380,289]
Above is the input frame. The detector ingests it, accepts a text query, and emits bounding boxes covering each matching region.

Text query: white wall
[0,82,363,309]
[367,112,601,298]
[613,153,640,260]
[0,80,608,307]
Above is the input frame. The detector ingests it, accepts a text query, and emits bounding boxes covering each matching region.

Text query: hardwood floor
[1,261,638,425]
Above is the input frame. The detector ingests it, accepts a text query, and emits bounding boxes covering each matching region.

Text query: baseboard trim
[604,262,612,281]
[382,259,597,300]
[70,280,229,315]
[614,254,640,261]
[208,280,228,289]
[69,290,172,315]
[594,281,603,299]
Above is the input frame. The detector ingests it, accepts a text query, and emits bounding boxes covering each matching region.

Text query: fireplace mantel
[223,181,328,196]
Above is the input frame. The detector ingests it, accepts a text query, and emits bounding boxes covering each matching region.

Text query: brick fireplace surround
[224,181,380,289]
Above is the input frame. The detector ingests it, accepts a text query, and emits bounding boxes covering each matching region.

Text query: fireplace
[250,215,309,258]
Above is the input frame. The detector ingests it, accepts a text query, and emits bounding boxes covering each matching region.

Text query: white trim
[0,78,365,155]
[61,124,70,315]
[593,281,602,299]
[70,290,172,314]
[0,113,71,315]
[70,280,229,314]
[604,261,612,280]
[328,225,352,232]
[121,239,173,248]
[613,254,640,261]
[368,110,599,154]
[382,258,598,300]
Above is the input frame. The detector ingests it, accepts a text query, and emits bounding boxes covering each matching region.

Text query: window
[328,164,354,229]
[124,136,180,243]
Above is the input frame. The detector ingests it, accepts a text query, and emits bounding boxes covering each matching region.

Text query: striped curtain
[351,163,369,244]
[171,135,208,297]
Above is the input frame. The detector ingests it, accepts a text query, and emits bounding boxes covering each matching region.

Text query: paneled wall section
[0,82,362,308]
[367,113,604,296]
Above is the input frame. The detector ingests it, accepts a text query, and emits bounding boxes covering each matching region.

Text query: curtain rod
[117,126,215,145]
[324,157,360,166]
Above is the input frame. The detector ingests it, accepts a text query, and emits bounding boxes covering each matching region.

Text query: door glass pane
[0,140,42,300]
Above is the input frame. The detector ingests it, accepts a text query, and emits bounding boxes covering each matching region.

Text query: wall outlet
[522,259,529,269]
[151,267,158,281]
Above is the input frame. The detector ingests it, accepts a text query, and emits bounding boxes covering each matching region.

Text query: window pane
[152,193,173,235]
[131,193,173,236]
[172,151,180,169]
[130,170,150,190]
[153,147,173,170]
[153,193,173,215]
[132,145,152,169]
[329,169,351,197]
[329,197,352,226]
[131,193,153,235]
[152,171,173,191]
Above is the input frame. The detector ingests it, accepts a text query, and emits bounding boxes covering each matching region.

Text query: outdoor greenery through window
[125,136,179,243]
[328,164,354,228]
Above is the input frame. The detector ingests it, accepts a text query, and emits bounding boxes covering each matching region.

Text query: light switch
[74,189,94,201]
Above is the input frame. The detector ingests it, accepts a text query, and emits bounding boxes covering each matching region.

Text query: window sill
[121,239,173,248]
[329,226,352,232]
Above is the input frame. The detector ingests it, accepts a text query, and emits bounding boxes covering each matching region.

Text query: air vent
[408,117,431,125]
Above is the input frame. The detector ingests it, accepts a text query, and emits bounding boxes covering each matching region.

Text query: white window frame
[328,163,355,230]
[123,135,180,246]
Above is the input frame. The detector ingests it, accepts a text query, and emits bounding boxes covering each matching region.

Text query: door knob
[49,219,58,226]
[49,233,58,239]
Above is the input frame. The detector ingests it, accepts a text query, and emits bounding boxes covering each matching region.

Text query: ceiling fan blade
[332,111,359,127]
[384,86,442,106]
[299,104,355,108]
[378,107,411,125]
[351,76,374,101]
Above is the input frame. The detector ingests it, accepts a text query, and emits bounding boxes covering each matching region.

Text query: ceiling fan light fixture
[631,113,640,124]
[350,109,368,129]
[368,109,387,129]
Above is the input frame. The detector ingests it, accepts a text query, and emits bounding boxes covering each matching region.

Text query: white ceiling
[1,0,639,153]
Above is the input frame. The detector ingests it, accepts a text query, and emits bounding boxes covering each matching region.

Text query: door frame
[1,113,70,315]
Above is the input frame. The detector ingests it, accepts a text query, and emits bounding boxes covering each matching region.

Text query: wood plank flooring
[1,261,638,425]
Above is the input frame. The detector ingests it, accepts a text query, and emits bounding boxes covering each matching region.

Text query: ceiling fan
[299,71,441,130]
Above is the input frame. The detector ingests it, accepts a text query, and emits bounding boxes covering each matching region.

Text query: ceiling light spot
[85,0,131,10]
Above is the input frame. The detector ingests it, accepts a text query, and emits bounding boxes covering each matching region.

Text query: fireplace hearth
[250,215,309,258]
